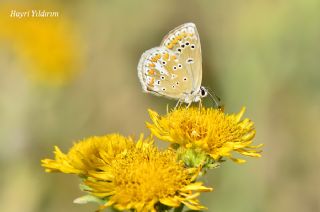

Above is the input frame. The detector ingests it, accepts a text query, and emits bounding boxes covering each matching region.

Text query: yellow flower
[85,140,212,212]
[41,134,135,176]
[147,107,262,163]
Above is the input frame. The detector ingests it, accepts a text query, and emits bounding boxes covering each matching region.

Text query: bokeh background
[0,0,319,211]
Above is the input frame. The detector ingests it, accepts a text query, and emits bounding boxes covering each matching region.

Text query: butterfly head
[189,86,207,103]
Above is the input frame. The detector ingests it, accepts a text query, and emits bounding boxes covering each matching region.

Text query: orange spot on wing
[163,53,169,60]
[148,78,154,86]
[151,55,161,62]
[148,63,155,67]
[167,44,173,49]
[171,55,177,60]
[148,69,155,75]
[172,38,179,44]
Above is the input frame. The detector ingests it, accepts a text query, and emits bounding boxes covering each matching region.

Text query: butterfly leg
[186,102,192,108]
[175,99,182,109]
[198,99,203,110]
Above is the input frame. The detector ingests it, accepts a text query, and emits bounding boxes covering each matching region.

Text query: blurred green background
[0,0,319,211]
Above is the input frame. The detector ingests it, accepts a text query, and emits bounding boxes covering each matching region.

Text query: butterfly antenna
[206,87,222,109]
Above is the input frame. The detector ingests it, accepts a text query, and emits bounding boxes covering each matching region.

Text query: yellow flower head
[85,140,212,212]
[41,134,135,176]
[147,107,262,163]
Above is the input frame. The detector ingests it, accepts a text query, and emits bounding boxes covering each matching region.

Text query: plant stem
[173,204,184,212]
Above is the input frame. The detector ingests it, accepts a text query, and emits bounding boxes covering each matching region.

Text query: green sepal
[177,147,223,175]
[177,147,207,168]
[73,195,106,205]
[79,183,93,192]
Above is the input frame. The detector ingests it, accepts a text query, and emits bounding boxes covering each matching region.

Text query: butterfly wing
[137,47,193,100]
[160,23,202,92]
[137,23,202,102]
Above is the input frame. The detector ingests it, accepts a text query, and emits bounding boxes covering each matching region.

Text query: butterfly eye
[201,89,206,96]
[200,87,208,97]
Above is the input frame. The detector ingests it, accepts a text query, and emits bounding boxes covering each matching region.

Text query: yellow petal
[181,182,213,192]
[230,157,246,164]
[160,198,181,207]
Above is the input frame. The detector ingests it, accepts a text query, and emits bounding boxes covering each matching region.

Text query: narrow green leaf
[73,195,105,205]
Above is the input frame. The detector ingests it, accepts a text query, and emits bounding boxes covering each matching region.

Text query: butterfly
[138,23,218,107]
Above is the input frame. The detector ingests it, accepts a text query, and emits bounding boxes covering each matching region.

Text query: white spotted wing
[137,23,202,102]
